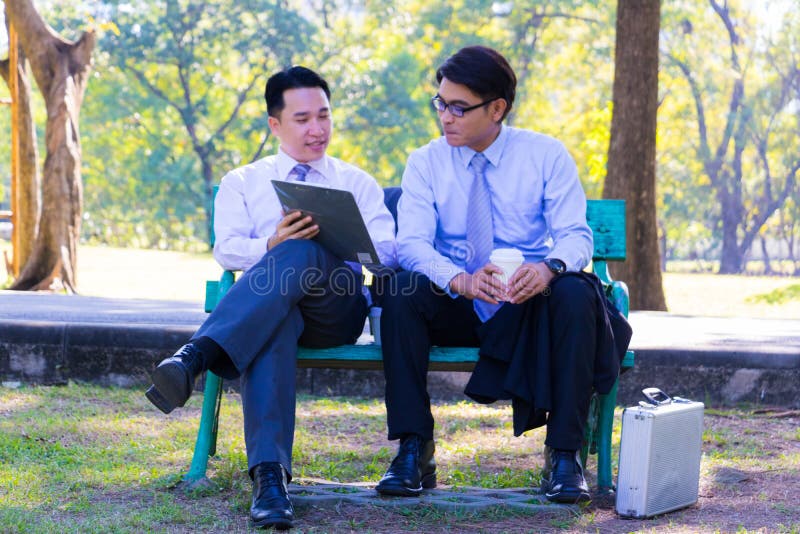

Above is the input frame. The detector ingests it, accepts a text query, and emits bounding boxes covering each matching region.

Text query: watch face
[546,258,566,274]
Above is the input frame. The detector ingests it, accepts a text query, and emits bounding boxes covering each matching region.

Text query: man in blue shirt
[376,46,627,504]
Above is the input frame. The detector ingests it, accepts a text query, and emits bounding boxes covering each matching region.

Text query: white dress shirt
[397,125,593,293]
[213,148,398,272]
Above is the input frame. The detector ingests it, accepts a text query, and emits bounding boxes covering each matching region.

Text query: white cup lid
[490,248,524,262]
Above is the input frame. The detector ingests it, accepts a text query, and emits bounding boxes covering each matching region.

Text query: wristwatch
[544,258,566,275]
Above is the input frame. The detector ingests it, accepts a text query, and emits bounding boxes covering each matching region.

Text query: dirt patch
[197,409,799,532]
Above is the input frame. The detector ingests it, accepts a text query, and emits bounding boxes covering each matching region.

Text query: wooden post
[8,23,20,277]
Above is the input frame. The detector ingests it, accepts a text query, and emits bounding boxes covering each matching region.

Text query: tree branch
[4,0,57,52]
[250,131,271,164]
[523,10,600,25]
[71,30,96,70]
[740,161,800,256]
[124,63,207,156]
[713,78,744,177]
[0,58,8,85]
[212,74,261,141]
[174,62,206,157]
[709,0,740,68]
[4,0,65,94]
[708,0,745,175]
[125,64,184,117]
[667,54,714,178]
[177,64,195,120]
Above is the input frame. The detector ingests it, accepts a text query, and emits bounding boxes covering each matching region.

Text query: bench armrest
[205,270,237,312]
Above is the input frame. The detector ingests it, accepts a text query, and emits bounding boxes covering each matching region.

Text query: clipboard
[271,180,381,267]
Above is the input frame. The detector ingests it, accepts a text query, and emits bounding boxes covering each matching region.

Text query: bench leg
[581,393,599,470]
[595,378,619,493]
[183,371,223,485]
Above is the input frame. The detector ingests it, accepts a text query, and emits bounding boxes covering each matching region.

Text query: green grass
[0,385,226,533]
[2,384,798,533]
[746,283,800,305]
[0,384,555,532]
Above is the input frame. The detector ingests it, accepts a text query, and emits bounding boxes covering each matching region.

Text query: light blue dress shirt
[397,125,593,295]
[213,147,398,273]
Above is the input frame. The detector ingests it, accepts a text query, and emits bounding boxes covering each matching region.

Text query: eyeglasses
[431,95,499,118]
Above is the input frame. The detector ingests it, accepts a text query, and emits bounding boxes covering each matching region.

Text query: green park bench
[183,187,634,494]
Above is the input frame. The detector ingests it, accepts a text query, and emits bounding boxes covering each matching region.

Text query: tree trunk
[718,101,748,274]
[759,236,773,275]
[0,37,40,270]
[718,186,743,273]
[603,0,667,311]
[784,209,797,274]
[200,153,215,243]
[4,0,94,292]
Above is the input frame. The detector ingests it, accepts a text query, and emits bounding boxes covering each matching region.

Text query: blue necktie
[466,153,501,321]
[293,163,311,182]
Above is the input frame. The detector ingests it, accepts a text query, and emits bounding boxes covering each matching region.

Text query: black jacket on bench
[463,271,633,436]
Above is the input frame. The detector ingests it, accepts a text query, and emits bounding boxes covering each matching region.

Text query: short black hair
[436,46,516,121]
[264,66,331,118]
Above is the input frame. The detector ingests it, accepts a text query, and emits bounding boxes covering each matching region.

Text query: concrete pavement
[1,290,798,406]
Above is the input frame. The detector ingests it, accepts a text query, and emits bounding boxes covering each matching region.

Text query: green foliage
[81,0,315,248]
[2,0,797,262]
[659,0,800,265]
[746,283,800,305]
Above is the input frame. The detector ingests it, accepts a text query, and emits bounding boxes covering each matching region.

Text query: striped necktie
[293,163,311,182]
[466,152,501,321]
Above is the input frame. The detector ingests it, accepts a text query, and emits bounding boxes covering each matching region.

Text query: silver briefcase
[616,388,704,518]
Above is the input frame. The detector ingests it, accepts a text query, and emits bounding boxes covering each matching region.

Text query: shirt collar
[457,124,508,171]
[276,147,332,183]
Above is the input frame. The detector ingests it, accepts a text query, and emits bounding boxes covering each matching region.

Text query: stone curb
[1,315,799,407]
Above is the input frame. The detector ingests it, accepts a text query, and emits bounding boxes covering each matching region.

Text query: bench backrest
[209,185,625,262]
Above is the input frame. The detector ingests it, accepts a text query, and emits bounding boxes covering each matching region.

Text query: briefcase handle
[642,387,672,406]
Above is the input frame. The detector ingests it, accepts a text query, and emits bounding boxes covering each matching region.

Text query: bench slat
[297,342,634,372]
[297,342,477,372]
[587,199,626,261]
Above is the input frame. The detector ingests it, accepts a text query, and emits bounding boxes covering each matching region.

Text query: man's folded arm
[213,174,268,272]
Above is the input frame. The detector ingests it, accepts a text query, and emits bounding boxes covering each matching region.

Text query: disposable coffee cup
[489,248,524,285]
[368,307,382,346]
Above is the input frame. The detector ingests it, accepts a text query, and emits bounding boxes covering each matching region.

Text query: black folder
[271,180,380,267]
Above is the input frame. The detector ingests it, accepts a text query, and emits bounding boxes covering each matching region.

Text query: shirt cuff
[430,265,465,299]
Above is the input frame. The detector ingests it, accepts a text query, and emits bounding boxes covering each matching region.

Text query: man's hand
[267,210,319,251]
[449,264,508,304]
[506,262,554,304]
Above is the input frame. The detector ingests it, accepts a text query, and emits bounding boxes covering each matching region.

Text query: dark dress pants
[194,240,368,475]
[381,270,596,450]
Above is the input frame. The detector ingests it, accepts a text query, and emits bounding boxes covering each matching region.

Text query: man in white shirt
[145,66,397,529]
[375,46,630,504]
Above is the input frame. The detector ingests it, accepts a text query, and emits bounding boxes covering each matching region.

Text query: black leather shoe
[376,434,436,496]
[541,449,591,503]
[250,462,294,530]
[145,343,206,414]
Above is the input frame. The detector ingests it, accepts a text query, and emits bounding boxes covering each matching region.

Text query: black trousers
[194,240,367,475]
[380,270,596,451]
